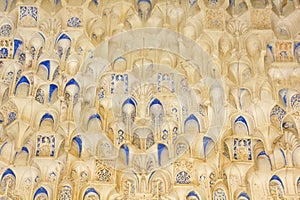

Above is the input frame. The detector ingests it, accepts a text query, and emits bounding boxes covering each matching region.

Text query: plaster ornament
[0,1,298,199]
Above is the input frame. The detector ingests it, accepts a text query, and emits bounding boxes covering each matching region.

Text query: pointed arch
[34,187,48,199]
[49,84,58,102]
[234,116,249,135]
[14,146,30,165]
[29,32,45,61]
[88,113,102,124]
[56,33,71,44]
[122,97,137,117]
[269,175,285,199]
[122,97,137,108]
[158,143,168,166]
[149,98,164,116]
[203,136,214,158]
[64,78,80,105]
[83,188,100,199]
[186,190,200,200]
[257,150,272,170]
[113,56,127,71]
[184,114,200,133]
[149,98,164,126]
[237,192,250,200]
[21,146,29,154]
[65,78,80,90]
[38,32,45,42]
[150,98,163,108]
[15,75,30,95]
[13,39,23,58]
[39,113,54,128]
[120,144,129,165]
[239,88,252,109]
[279,88,288,107]
[72,136,82,157]
[1,168,15,180]
[270,175,285,190]
[38,60,51,80]
[148,170,171,195]
[87,113,102,131]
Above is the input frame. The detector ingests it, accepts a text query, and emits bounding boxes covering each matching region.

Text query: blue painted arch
[49,84,58,102]
[39,113,54,127]
[1,168,15,180]
[56,33,71,44]
[120,144,129,165]
[72,136,82,157]
[238,192,250,200]
[270,175,285,190]
[15,76,30,94]
[184,114,200,132]
[39,60,51,80]
[34,187,48,199]
[187,190,200,200]
[158,143,168,166]
[65,78,80,89]
[83,188,100,199]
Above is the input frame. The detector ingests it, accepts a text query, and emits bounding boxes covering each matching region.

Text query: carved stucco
[0,0,300,199]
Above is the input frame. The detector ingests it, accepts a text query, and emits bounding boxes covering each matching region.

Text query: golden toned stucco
[0,0,300,199]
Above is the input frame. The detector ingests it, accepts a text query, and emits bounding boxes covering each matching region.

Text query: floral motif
[19,6,38,26]
[35,88,45,104]
[291,94,300,109]
[233,138,252,161]
[0,24,12,37]
[58,186,72,200]
[270,105,286,124]
[214,188,227,200]
[0,48,8,58]
[176,171,191,184]
[36,135,55,157]
[95,160,113,183]
[67,17,81,28]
